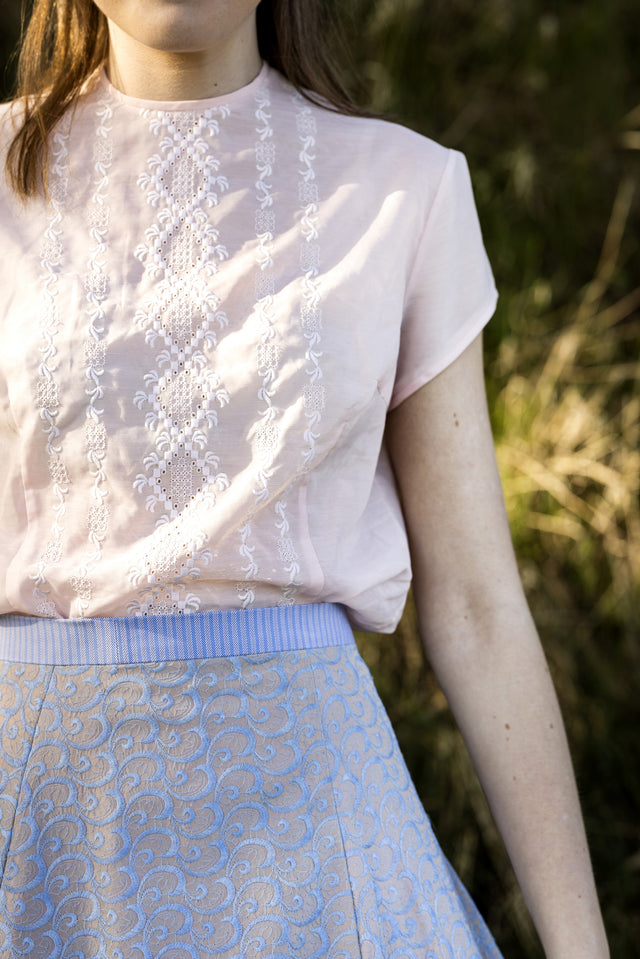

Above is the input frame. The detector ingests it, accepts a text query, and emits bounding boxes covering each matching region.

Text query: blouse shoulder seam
[403,147,457,307]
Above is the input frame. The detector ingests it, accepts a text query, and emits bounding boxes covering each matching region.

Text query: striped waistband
[0,603,354,666]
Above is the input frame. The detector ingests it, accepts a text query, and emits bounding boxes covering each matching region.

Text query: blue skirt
[0,604,502,958]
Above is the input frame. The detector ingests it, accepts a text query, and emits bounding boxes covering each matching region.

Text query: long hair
[5,0,366,200]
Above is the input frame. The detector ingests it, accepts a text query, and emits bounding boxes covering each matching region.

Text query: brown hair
[5,0,367,200]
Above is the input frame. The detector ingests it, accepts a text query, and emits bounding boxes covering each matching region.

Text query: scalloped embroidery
[70,95,114,617]
[295,96,324,472]
[29,118,72,617]
[237,86,278,609]
[272,93,324,607]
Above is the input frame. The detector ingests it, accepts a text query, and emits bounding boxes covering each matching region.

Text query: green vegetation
[2,1,639,956]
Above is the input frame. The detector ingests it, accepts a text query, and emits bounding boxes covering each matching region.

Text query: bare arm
[386,333,609,959]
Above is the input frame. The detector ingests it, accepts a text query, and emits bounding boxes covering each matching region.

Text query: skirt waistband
[0,603,354,666]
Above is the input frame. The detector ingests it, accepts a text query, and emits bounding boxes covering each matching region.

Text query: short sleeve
[390,149,498,409]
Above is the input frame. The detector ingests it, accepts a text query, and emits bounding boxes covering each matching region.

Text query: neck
[105,21,262,101]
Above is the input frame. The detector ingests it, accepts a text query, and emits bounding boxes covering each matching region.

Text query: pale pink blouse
[0,63,497,631]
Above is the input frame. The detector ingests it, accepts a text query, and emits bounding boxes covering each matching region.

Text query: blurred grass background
[2,1,639,955]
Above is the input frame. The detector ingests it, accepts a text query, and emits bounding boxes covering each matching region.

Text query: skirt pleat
[0,608,502,958]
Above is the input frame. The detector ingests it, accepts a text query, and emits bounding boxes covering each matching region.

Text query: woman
[0,1,609,957]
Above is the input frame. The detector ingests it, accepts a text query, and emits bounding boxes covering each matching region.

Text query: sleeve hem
[388,286,498,411]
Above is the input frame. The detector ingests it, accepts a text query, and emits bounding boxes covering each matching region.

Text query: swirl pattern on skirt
[0,646,502,958]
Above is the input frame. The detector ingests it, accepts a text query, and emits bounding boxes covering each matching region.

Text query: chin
[96,0,260,58]
[127,13,212,53]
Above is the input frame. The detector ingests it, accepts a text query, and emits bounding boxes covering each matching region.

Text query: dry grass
[494,175,640,632]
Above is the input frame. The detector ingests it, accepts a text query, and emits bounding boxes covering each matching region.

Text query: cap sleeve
[390,148,498,409]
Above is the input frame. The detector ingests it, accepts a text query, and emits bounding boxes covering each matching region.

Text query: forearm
[417,594,609,959]
[386,335,609,958]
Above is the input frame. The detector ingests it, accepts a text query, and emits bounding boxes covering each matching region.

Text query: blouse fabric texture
[0,63,497,631]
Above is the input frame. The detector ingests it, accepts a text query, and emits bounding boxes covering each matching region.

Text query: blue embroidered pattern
[0,646,502,958]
